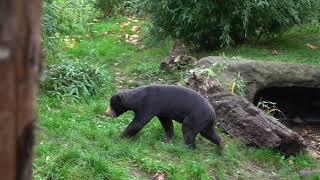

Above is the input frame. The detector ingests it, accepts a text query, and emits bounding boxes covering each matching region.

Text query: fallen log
[186,72,306,155]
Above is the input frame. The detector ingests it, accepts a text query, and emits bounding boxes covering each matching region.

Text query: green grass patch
[209,25,320,66]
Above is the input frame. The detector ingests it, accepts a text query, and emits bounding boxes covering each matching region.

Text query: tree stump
[186,72,306,155]
[160,40,196,70]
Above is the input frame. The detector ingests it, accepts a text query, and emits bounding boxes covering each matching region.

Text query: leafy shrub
[192,63,247,96]
[196,63,227,86]
[140,0,320,49]
[40,62,110,100]
[230,72,246,97]
[94,0,146,17]
[42,0,98,52]
[123,0,146,17]
[42,1,65,50]
[256,100,286,118]
[94,0,124,17]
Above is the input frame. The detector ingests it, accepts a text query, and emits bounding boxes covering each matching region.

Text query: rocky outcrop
[196,56,320,102]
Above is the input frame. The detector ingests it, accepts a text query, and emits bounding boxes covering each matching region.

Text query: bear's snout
[105,107,116,118]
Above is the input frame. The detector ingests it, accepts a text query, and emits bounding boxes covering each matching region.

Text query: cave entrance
[253,87,320,123]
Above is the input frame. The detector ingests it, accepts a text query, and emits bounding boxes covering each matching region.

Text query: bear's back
[137,84,214,112]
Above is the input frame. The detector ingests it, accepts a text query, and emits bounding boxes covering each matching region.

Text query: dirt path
[281,121,320,158]
[113,63,125,90]
[113,63,145,91]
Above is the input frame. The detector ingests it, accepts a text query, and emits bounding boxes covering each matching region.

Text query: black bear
[106,84,223,154]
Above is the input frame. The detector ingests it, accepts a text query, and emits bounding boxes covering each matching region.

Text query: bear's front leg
[158,117,174,143]
[121,113,154,138]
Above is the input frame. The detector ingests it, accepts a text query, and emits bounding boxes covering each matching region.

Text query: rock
[292,116,305,124]
[152,171,166,180]
[299,169,320,178]
[271,49,279,55]
[196,56,320,102]
[305,43,318,50]
[196,56,320,124]
[301,129,309,137]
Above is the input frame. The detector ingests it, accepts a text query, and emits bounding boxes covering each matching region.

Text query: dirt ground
[281,120,320,158]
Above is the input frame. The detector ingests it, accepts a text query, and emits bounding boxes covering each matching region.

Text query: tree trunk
[0,0,42,179]
[160,39,196,70]
[186,73,306,155]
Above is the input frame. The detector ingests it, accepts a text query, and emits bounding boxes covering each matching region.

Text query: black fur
[108,85,223,153]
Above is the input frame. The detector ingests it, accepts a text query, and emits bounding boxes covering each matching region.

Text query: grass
[35,17,320,179]
[209,25,320,66]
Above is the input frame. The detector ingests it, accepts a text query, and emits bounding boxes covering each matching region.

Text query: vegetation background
[36,0,320,179]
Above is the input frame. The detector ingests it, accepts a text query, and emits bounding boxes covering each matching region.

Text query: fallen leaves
[271,49,279,55]
[101,17,144,48]
[120,21,131,29]
[124,34,140,45]
[305,43,318,50]
[152,171,166,180]
[301,129,309,137]
[293,125,320,160]
[131,25,141,33]
[127,17,139,23]
[308,150,320,159]
[270,42,318,56]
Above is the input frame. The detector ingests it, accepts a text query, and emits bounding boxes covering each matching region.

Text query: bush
[40,62,111,100]
[94,0,124,17]
[94,0,146,17]
[42,1,66,50]
[123,0,146,17]
[42,0,98,51]
[141,0,320,49]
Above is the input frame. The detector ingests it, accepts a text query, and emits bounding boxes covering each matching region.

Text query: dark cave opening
[253,87,320,123]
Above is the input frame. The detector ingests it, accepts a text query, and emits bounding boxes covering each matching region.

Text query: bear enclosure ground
[35,17,320,179]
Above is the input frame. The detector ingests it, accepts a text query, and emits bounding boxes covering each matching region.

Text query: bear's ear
[115,94,122,104]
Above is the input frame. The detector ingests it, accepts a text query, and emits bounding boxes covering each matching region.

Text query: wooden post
[0,0,42,179]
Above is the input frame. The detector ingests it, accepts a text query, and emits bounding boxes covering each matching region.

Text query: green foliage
[40,62,110,100]
[256,100,286,118]
[230,72,246,97]
[123,0,146,17]
[197,63,227,85]
[194,64,247,97]
[42,1,65,50]
[94,0,124,17]
[140,0,320,49]
[42,0,98,52]
[93,0,146,17]
[214,24,320,66]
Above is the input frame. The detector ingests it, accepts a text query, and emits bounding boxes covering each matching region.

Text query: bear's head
[106,93,127,118]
